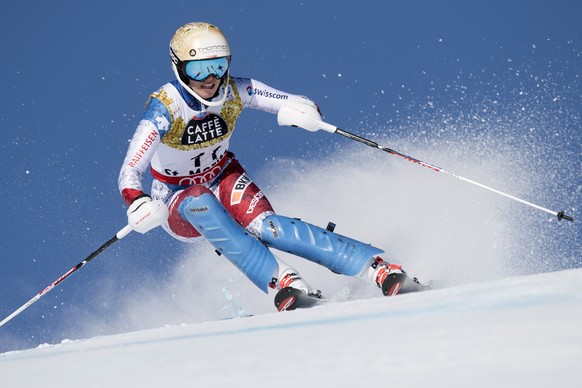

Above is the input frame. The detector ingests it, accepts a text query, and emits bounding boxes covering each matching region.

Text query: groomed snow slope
[1,268,581,388]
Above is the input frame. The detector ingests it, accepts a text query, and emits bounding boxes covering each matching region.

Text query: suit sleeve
[233,77,316,114]
[118,96,171,205]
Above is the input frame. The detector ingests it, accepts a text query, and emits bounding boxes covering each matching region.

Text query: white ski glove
[127,196,169,234]
[277,98,336,133]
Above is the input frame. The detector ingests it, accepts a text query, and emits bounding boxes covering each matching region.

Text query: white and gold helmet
[169,22,231,106]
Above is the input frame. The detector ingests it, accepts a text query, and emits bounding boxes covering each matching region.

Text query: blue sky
[1,0,581,352]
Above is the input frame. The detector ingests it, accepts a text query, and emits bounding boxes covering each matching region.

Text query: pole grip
[117,224,133,239]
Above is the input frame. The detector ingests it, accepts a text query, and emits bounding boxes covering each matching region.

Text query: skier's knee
[177,188,277,292]
[166,185,214,239]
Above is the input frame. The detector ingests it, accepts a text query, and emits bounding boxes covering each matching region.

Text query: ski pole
[0,225,133,329]
[277,102,575,222]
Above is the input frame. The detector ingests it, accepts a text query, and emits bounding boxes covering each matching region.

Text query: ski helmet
[169,22,231,106]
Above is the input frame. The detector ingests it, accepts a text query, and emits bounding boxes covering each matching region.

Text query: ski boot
[370,257,429,296]
[273,269,324,311]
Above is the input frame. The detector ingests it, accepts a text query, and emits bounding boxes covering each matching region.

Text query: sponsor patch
[188,206,209,213]
[182,112,229,146]
[246,191,264,214]
[268,220,279,238]
[230,173,252,205]
[247,87,289,100]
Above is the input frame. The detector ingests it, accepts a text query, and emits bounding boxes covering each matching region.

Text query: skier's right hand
[127,195,169,234]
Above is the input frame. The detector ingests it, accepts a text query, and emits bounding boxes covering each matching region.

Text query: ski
[273,273,430,312]
[274,287,325,311]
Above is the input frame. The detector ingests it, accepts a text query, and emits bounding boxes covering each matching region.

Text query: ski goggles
[182,57,229,81]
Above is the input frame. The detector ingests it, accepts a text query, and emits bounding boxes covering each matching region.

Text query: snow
[2,268,581,387]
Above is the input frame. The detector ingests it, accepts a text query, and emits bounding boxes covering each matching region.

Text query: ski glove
[277,98,335,133]
[127,195,169,234]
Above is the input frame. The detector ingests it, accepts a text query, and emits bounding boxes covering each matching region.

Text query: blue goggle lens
[183,57,229,81]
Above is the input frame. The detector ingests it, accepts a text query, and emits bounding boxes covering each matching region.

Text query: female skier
[119,22,425,311]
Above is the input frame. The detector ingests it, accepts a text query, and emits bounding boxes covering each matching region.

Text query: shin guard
[260,215,383,276]
[178,188,277,292]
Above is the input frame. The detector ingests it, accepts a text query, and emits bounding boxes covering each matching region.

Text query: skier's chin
[195,87,218,100]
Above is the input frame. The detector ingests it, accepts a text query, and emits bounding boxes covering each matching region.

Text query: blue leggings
[179,187,382,292]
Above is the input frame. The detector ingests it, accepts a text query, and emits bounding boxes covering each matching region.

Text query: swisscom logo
[246,86,288,100]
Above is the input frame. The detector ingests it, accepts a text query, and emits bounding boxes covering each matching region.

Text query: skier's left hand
[277,98,336,133]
